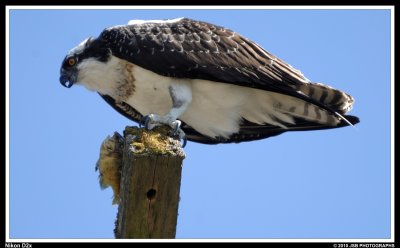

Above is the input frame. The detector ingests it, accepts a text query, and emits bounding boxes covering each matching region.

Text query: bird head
[59,37,110,88]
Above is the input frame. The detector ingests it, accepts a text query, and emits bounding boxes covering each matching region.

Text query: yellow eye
[68,57,76,66]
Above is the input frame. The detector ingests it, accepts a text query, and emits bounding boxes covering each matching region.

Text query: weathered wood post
[114,126,185,239]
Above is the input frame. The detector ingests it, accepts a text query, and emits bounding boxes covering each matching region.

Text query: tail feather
[184,115,360,144]
[295,82,355,114]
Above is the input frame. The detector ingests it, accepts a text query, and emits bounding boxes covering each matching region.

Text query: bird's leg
[141,84,192,145]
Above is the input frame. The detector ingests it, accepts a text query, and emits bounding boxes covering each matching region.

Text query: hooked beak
[59,68,77,88]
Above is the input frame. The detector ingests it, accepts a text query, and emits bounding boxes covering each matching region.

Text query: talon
[171,120,182,136]
[179,130,187,148]
[182,135,187,148]
[138,114,188,147]
[173,125,180,135]
[145,117,151,129]
[140,115,155,130]
[173,127,187,148]
[139,115,147,128]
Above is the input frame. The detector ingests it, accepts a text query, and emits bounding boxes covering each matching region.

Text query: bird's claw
[181,133,187,148]
[169,120,187,147]
[170,120,182,136]
[171,127,187,148]
[139,114,187,147]
[139,115,146,128]
[140,114,157,130]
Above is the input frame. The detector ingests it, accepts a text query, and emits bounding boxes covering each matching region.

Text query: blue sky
[7,8,392,240]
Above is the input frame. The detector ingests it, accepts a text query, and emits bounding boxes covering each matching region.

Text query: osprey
[60,17,359,145]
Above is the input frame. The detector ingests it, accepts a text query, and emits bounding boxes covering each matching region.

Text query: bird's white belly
[126,65,250,138]
[182,80,249,138]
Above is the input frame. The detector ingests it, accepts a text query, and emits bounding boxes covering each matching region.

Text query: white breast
[76,57,126,97]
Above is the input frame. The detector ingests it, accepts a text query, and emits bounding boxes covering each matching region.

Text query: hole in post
[147,188,156,200]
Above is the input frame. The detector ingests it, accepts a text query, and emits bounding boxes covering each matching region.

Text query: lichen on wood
[124,126,185,157]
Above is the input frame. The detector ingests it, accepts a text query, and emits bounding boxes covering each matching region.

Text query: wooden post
[115,126,185,239]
